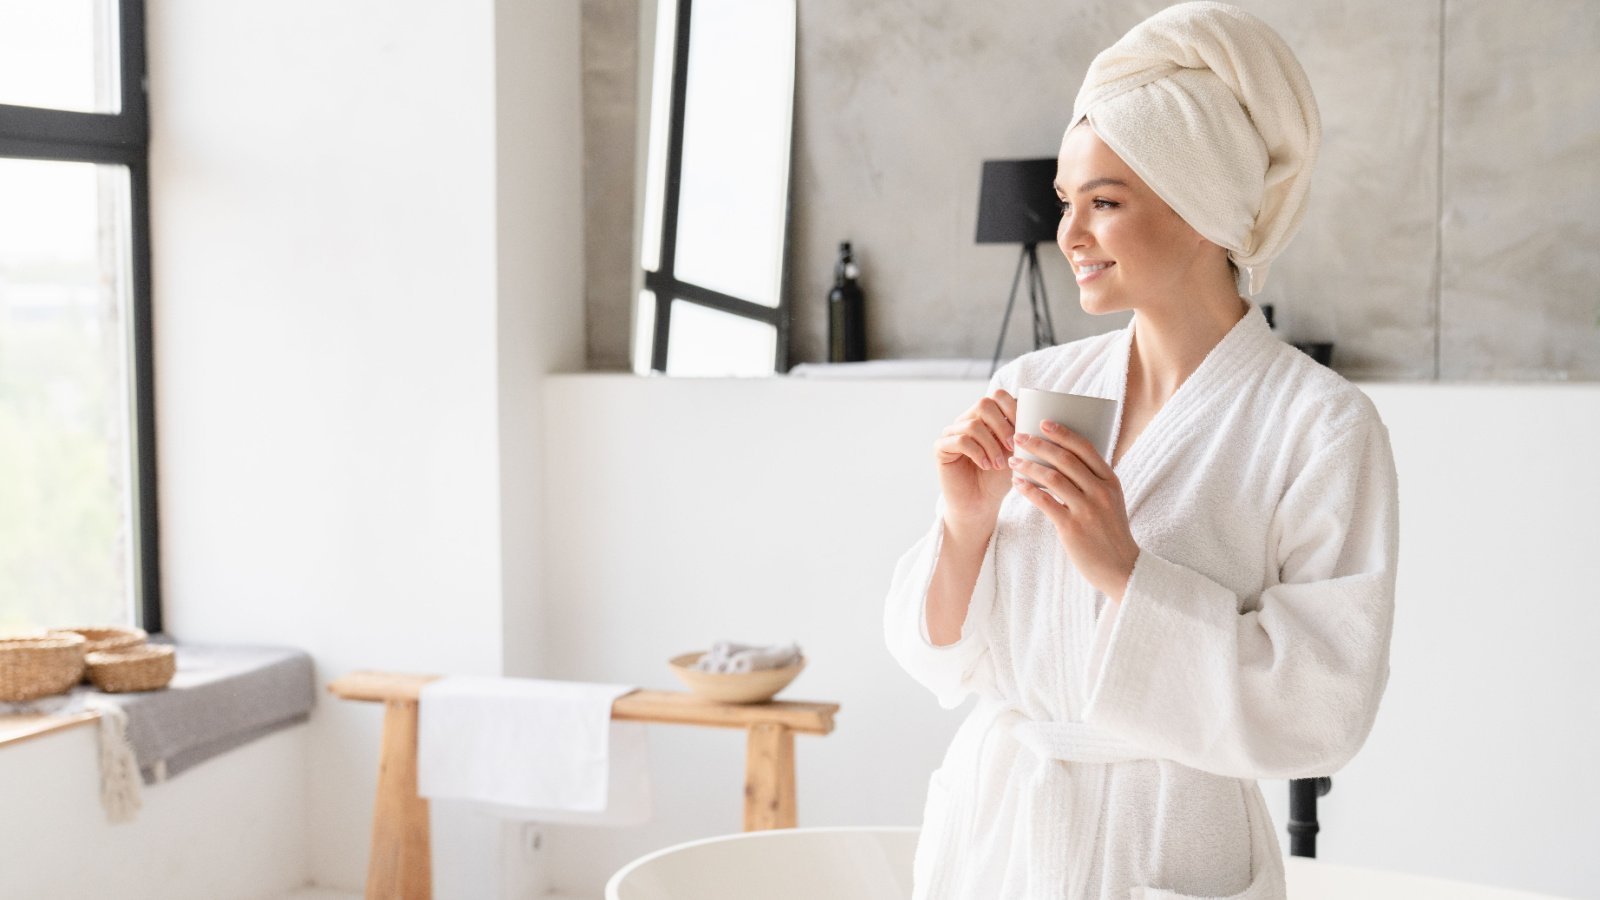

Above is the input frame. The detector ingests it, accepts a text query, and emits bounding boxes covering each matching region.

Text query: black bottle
[827,241,866,363]
[1263,302,1334,367]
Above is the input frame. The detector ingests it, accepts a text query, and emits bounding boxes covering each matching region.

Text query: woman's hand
[1009,420,1140,602]
[933,389,1018,540]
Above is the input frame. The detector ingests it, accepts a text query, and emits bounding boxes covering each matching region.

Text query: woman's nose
[1058,208,1089,251]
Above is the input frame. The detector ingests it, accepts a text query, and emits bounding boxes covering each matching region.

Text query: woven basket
[52,626,147,655]
[86,644,176,693]
[0,634,88,702]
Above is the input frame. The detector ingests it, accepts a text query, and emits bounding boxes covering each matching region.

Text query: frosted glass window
[0,157,136,628]
[665,301,777,377]
[670,0,794,308]
[0,1,120,113]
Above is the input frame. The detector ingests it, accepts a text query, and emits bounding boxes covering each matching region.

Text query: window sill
[0,643,315,781]
[0,710,100,749]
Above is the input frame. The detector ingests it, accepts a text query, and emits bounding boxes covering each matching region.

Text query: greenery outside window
[0,0,159,632]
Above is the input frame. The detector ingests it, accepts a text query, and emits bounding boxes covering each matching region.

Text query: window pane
[665,301,776,377]
[0,157,136,629]
[0,0,120,114]
[638,0,677,274]
[633,289,657,374]
[671,0,794,307]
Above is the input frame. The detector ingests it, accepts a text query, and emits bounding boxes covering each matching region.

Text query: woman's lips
[1075,261,1114,283]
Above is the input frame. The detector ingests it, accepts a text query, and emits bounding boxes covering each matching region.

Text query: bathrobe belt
[961,708,1155,898]
[1002,709,1154,765]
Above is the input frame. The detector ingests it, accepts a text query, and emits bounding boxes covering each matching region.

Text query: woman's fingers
[1012,437,1094,500]
[996,388,1017,414]
[974,396,1016,453]
[936,428,1005,470]
[991,389,1019,436]
[1008,457,1078,506]
[1039,420,1114,480]
[1013,423,1112,487]
[933,389,1021,471]
[1010,476,1072,528]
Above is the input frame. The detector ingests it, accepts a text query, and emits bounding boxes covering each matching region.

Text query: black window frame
[643,0,792,374]
[0,0,160,633]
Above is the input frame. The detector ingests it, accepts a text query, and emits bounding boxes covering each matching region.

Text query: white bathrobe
[884,302,1397,900]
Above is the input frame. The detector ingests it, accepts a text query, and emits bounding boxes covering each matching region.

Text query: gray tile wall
[1439,0,1600,380]
[583,0,1600,379]
[581,0,639,372]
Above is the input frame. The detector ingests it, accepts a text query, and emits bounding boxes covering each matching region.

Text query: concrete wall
[584,0,1600,379]
[537,373,1600,899]
[581,0,641,376]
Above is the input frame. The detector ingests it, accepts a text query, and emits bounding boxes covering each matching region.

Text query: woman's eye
[1058,198,1119,214]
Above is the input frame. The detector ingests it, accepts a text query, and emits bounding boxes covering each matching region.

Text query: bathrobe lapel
[1096,306,1277,521]
[885,298,1398,900]
[1058,306,1275,714]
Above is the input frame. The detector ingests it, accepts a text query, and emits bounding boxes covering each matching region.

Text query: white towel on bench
[417,676,651,825]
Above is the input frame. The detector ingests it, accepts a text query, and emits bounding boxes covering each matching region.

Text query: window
[635,0,796,375]
[0,0,158,632]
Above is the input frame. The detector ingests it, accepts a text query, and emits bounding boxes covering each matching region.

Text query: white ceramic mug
[1013,388,1117,476]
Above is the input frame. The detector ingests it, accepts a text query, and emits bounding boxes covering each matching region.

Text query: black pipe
[1288,776,1333,857]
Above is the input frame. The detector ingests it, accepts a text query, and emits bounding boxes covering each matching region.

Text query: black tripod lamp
[976,158,1061,377]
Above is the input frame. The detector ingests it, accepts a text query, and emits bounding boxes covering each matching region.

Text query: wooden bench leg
[743,722,797,831]
[367,698,431,899]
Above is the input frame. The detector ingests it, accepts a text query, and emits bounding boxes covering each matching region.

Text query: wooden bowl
[669,651,805,704]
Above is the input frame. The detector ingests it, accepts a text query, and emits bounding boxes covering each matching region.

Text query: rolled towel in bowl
[691,640,762,673]
[726,641,801,674]
[691,640,801,674]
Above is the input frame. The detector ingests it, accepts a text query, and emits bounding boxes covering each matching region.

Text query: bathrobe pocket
[1133,875,1274,900]
[1132,783,1283,900]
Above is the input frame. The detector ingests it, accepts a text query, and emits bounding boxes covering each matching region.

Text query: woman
[883,4,1399,899]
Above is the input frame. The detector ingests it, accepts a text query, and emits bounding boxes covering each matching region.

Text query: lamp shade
[975,158,1060,245]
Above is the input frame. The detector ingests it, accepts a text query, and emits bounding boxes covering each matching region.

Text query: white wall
[142,0,584,893]
[538,374,1600,900]
[494,0,586,679]
[0,724,310,900]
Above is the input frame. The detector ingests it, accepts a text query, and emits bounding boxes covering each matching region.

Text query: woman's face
[1054,123,1221,316]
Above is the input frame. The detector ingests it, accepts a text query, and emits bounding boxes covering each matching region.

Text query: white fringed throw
[84,696,143,824]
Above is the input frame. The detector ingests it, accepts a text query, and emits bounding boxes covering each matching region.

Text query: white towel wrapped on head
[692,640,802,674]
[1068,1,1320,295]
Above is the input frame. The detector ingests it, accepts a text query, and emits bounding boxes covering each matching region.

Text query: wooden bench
[328,671,840,900]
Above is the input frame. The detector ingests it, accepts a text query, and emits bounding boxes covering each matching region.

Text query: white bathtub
[606,826,1566,900]
[606,826,916,900]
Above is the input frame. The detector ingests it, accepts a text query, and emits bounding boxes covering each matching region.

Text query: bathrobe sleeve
[1082,414,1398,780]
[883,497,999,710]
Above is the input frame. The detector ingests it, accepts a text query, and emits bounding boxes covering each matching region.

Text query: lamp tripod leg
[1029,244,1056,349]
[989,246,1030,378]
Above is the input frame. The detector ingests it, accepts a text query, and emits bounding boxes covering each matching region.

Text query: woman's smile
[1074,260,1115,283]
